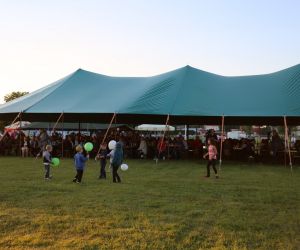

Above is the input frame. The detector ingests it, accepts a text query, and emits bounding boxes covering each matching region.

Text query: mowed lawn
[0,157,299,250]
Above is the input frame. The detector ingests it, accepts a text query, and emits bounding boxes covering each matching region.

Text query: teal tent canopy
[0,64,300,125]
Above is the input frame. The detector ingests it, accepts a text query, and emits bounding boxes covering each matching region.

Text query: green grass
[0,157,299,250]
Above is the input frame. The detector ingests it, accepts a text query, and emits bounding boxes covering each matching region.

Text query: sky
[0,0,300,103]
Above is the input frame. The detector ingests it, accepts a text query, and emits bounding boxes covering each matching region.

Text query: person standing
[137,136,147,159]
[156,137,167,160]
[108,142,123,183]
[21,136,29,157]
[203,139,219,178]
[97,143,108,179]
[73,145,89,183]
[43,145,53,180]
[194,135,204,158]
[271,129,283,163]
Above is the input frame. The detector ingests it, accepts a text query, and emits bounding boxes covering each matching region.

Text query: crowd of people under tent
[0,127,299,164]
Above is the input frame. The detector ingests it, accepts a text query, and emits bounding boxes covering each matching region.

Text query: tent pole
[284,129,287,168]
[51,112,64,135]
[114,112,117,141]
[284,116,293,171]
[0,111,22,143]
[19,112,22,157]
[61,112,64,158]
[39,112,63,159]
[166,120,170,160]
[167,136,169,160]
[157,114,170,164]
[219,115,225,170]
[97,113,117,155]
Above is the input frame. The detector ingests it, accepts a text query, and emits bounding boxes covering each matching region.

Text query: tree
[4,91,29,103]
[1,91,29,132]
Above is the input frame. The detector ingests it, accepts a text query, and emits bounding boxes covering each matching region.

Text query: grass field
[0,157,299,250]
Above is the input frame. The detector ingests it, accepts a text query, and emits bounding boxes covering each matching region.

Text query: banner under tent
[135,124,175,132]
[4,121,31,132]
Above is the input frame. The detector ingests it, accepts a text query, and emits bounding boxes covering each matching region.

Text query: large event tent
[0,64,300,125]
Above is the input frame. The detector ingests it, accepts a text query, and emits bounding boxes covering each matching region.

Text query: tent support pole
[0,111,22,143]
[219,115,225,170]
[157,114,170,164]
[167,135,169,160]
[284,130,287,168]
[19,112,22,157]
[166,120,170,159]
[97,113,117,155]
[61,112,64,158]
[51,112,64,135]
[35,113,63,160]
[35,112,63,159]
[114,112,117,141]
[284,116,293,171]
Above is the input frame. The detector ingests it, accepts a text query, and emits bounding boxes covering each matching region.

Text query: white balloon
[108,140,116,150]
[121,163,128,171]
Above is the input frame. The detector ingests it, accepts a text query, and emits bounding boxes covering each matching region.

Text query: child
[108,142,123,183]
[97,143,108,179]
[73,145,89,183]
[203,139,219,178]
[43,145,53,180]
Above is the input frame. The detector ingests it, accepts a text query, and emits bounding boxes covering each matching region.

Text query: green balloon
[84,142,93,152]
[52,158,60,167]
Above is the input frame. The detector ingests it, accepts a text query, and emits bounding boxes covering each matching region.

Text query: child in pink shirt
[203,139,219,178]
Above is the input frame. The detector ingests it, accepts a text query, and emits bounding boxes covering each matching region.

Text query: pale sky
[0,0,299,103]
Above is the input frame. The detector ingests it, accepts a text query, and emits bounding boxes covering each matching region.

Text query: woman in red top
[203,139,219,178]
[156,137,167,160]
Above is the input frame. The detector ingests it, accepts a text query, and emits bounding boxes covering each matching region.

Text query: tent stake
[219,115,225,170]
[0,111,22,143]
[283,116,293,171]
[97,113,117,155]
